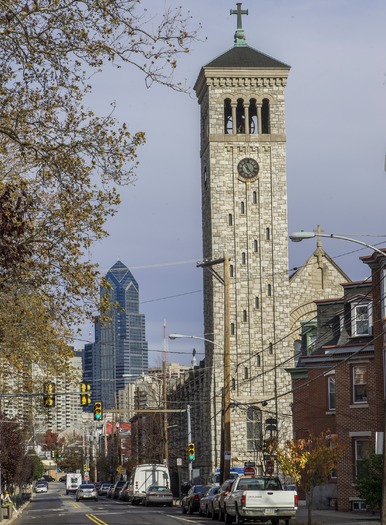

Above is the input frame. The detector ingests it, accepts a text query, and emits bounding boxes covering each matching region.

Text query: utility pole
[197,253,231,483]
[162,320,168,465]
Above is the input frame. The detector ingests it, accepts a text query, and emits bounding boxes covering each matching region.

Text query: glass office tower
[84,260,148,410]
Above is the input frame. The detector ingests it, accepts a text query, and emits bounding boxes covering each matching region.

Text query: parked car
[199,485,220,517]
[98,482,113,496]
[35,481,48,493]
[212,479,235,520]
[75,483,98,502]
[181,484,211,515]
[143,485,173,507]
[111,480,125,499]
[118,481,130,501]
[43,474,55,482]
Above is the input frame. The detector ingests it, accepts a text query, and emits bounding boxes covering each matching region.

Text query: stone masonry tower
[194,4,293,480]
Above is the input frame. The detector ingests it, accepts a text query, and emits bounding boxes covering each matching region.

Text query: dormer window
[351,303,372,336]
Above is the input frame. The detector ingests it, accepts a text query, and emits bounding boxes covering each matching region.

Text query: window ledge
[349,403,369,409]
[325,411,336,415]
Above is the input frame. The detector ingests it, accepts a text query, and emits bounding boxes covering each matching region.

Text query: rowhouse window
[328,376,336,410]
[355,439,370,478]
[352,303,372,336]
[353,365,367,403]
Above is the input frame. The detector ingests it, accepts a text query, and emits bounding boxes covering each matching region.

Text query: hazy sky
[75,1,386,367]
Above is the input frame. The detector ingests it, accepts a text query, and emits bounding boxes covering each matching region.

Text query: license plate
[264,509,275,515]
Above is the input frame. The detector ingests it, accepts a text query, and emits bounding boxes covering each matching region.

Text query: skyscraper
[83,260,148,410]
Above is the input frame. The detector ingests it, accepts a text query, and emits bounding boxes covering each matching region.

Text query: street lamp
[169,332,231,484]
[290,231,386,257]
[290,229,386,522]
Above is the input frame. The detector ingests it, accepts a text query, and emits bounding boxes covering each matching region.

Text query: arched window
[256,354,261,367]
[246,407,262,451]
[266,227,270,240]
[267,284,272,296]
[231,323,235,335]
[230,264,234,277]
[228,213,233,226]
[243,309,247,322]
[231,378,236,391]
[262,98,270,134]
[240,201,245,214]
[242,252,246,265]
[253,240,258,252]
[224,99,232,134]
[244,367,249,379]
[255,296,259,308]
[269,342,273,354]
[253,191,257,204]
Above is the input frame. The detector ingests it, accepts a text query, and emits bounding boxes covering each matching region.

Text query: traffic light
[43,382,55,408]
[80,382,91,406]
[93,401,103,421]
[187,442,195,461]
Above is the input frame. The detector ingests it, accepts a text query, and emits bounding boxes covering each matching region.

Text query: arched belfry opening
[249,98,258,134]
[261,98,270,134]
[224,98,232,134]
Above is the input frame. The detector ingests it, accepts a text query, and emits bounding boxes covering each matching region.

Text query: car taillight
[194,494,200,500]
[294,494,299,507]
[241,495,246,507]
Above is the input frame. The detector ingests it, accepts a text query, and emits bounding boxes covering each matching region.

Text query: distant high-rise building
[84,260,148,410]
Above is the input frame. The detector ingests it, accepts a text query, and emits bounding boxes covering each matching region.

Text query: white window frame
[352,365,368,404]
[351,302,372,337]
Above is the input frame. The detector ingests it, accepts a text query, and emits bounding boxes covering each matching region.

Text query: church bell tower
[194,4,293,478]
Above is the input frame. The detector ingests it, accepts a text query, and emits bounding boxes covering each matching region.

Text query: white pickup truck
[223,475,298,525]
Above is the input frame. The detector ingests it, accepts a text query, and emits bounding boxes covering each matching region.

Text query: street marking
[69,501,80,508]
[164,516,196,523]
[86,514,108,525]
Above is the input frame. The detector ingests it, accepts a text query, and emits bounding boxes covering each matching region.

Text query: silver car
[75,483,98,502]
[143,485,173,507]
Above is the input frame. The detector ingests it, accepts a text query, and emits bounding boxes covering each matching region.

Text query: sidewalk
[295,506,380,525]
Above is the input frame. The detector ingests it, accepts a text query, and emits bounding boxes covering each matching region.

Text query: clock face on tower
[237,157,259,180]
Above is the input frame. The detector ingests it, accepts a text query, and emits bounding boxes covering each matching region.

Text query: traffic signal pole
[187,404,192,482]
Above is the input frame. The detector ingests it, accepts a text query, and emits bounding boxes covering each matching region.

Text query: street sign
[244,461,256,467]
[244,466,256,476]
[225,451,231,460]
[265,460,274,475]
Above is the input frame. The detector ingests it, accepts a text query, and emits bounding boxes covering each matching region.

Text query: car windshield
[196,485,210,494]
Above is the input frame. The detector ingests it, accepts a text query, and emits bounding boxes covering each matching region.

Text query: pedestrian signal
[80,382,91,406]
[43,382,55,408]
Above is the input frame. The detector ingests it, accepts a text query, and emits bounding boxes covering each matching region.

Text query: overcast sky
[75,0,386,367]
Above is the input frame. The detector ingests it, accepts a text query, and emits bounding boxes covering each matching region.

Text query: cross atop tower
[230,3,248,47]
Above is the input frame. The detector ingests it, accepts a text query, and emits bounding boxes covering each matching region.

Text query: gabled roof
[204,45,290,70]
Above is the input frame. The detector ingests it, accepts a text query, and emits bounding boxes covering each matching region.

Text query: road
[13,482,211,525]
[12,483,381,525]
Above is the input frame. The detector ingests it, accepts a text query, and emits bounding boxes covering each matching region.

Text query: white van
[66,472,82,495]
[127,464,170,505]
